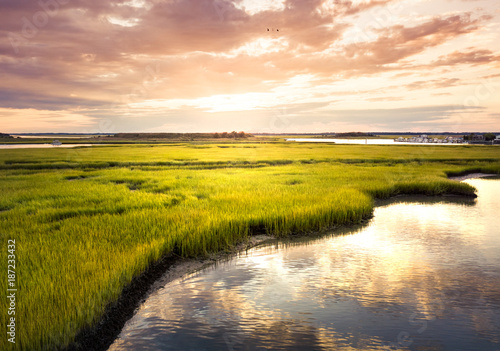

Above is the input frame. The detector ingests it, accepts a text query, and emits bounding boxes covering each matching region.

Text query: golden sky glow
[1,0,499,133]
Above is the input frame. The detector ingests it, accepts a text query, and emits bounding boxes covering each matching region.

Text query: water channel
[0,144,92,149]
[109,178,500,351]
[286,138,465,145]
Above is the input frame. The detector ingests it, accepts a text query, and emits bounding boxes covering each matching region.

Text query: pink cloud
[430,49,500,67]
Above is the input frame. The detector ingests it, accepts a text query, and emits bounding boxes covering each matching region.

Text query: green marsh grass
[0,143,499,350]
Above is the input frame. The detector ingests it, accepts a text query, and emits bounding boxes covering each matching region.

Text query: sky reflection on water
[110,179,500,351]
[0,144,92,149]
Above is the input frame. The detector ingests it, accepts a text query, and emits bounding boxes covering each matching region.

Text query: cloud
[430,49,500,67]
[0,0,499,132]
[0,107,97,132]
[342,13,490,67]
[404,78,461,90]
[0,89,107,110]
[268,105,492,132]
[482,73,500,79]
[253,12,494,80]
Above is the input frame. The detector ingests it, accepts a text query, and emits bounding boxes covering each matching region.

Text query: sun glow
[236,0,286,15]
[107,16,140,27]
[233,38,289,56]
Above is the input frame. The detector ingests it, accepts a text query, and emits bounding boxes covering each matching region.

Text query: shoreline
[448,172,499,182]
[65,173,496,351]
[65,234,276,351]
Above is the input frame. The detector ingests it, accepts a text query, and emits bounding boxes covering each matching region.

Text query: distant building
[394,134,466,144]
[52,140,62,146]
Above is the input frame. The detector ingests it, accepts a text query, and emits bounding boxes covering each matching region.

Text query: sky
[0,0,499,133]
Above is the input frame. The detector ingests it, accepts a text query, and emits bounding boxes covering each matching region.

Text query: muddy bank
[63,235,274,351]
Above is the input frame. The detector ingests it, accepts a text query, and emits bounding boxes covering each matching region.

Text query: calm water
[0,144,92,149]
[286,138,463,145]
[109,179,500,351]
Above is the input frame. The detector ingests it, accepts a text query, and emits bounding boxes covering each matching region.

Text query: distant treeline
[112,132,253,139]
[0,133,13,138]
[335,132,376,137]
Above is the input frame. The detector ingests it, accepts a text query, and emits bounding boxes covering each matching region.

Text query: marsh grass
[0,143,499,350]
